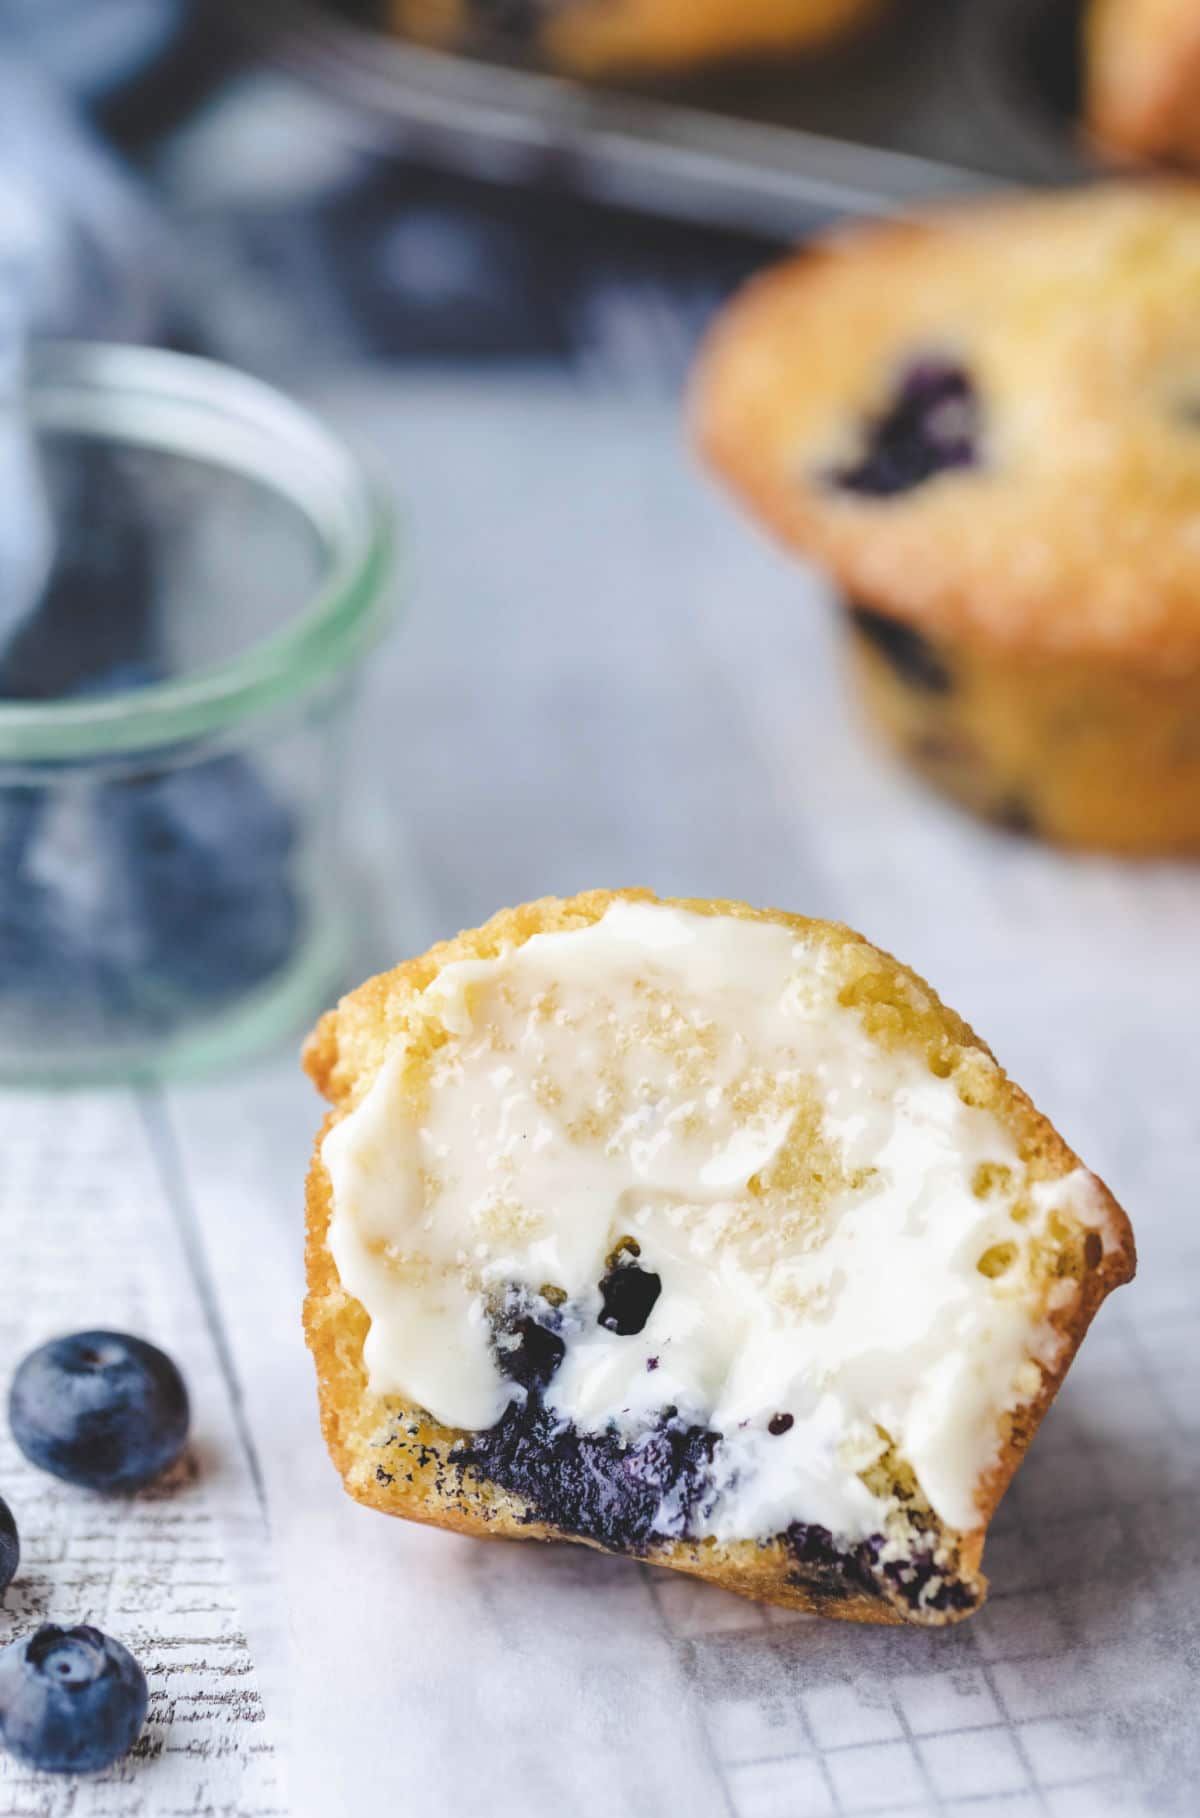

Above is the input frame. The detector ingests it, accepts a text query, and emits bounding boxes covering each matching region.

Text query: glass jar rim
[0,341,392,763]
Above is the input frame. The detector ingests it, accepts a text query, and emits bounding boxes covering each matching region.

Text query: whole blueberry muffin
[694,184,1200,854]
[389,0,881,77]
[1086,0,1200,167]
[304,890,1132,1626]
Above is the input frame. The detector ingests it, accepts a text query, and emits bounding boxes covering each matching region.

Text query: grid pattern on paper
[7,103,1200,1806]
[223,370,1200,1818]
[628,1035,1199,1818]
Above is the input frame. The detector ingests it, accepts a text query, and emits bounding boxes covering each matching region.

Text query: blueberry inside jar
[0,345,390,1083]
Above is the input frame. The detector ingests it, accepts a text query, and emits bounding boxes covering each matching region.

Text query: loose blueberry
[0,788,54,999]
[0,785,40,877]
[830,358,980,497]
[10,1332,189,1493]
[103,754,300,1003]
[0,1498,18,1599]
[848,603,953,695]
[0,449,157,702]
[598,1262,662,1337]
[768,1413,794,1436]
[0,1624,147,1774]
[0,438,300,1030]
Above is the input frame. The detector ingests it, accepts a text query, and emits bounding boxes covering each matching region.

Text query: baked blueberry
[495,1315,565,1391]
[848,604,953,694]
[0,1498,18,1599]
[10,1331,189,1493]
[491,1289,565,1391]
[455,1400,718,1553]
[786,1521,885,1606]
[831,359,979,498]
[879,1547,979,1614]
[787,1523,980,1616]
[597,1261,661,1336]
[992,796,1037,837]
[0,1624,147,1774]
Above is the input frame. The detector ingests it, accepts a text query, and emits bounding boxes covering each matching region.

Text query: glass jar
[0,342,391,1084]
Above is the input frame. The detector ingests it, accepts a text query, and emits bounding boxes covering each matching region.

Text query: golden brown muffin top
[393,0,880,76]
[1086,0,1200,166]
[695,183,1200,673]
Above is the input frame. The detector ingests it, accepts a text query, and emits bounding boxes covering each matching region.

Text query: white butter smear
[323,903,1111,1542]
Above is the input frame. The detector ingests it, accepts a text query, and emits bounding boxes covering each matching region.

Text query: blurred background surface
[1,6,1199,1818]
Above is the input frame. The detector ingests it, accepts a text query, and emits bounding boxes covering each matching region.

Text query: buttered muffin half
[303,891,1133,1627]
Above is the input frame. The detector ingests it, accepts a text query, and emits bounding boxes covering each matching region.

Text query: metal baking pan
[240,0,1095,237]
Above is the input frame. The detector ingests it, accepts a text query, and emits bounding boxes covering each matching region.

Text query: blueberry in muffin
[304,890,1133,1625]
[694,183,1200,854]
[389,0,883,78]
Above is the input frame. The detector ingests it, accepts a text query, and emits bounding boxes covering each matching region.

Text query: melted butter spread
[324,903,1111,1540]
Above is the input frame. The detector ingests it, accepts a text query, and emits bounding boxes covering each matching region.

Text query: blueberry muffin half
[304,890,1133,1626]
[694,184,1200,854]
[1085,0,1200,168]
[389,0,882,78]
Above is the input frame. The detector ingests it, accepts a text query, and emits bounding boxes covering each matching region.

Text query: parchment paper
[162,376,1200,1818]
